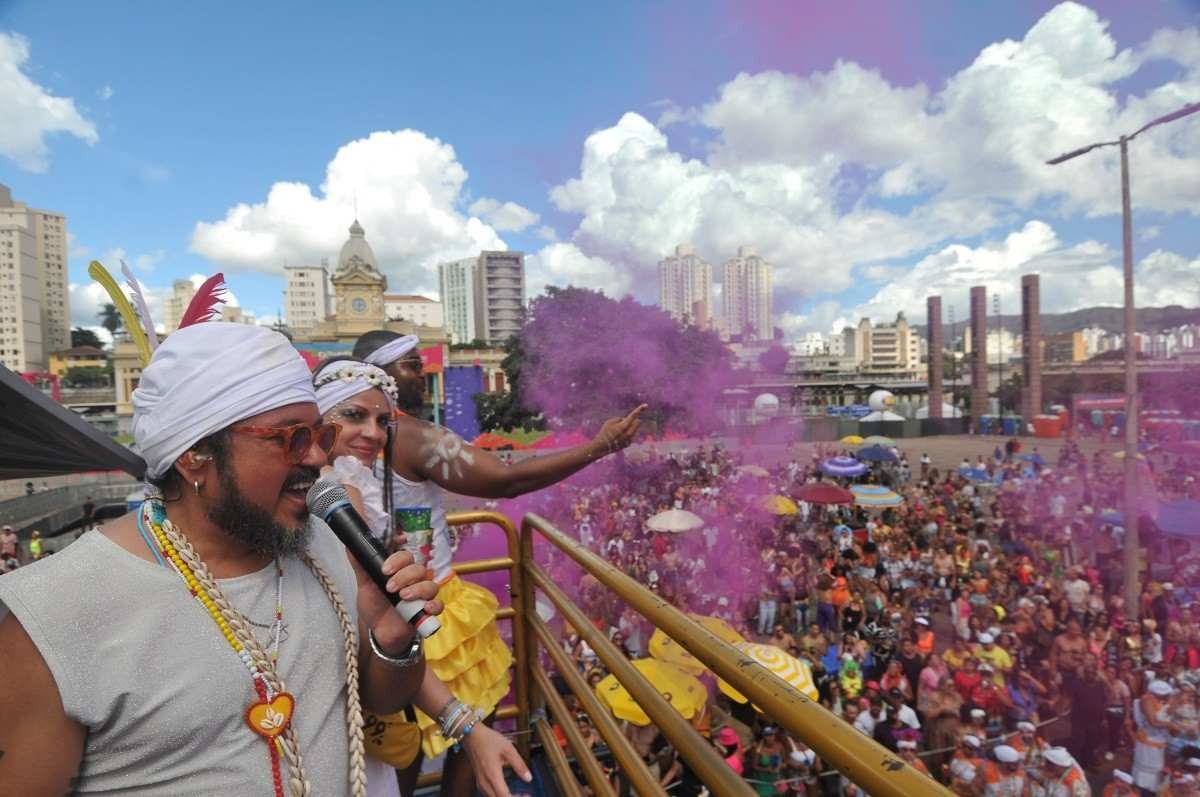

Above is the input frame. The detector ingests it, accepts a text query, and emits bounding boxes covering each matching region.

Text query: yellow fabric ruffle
[363,707,422,769]
[417,575,513,757]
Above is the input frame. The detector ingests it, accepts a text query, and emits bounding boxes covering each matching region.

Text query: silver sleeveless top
[0,520,360,795]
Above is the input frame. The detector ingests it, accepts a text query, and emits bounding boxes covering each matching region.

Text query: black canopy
[0,366,145,480]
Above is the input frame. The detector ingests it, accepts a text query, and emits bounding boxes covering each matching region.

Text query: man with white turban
[0,322,441,796]
[1133,680,1175,793]
[352,329,646,797]
[1038,747,1090,797]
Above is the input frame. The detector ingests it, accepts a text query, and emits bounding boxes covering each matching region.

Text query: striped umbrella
[861,435,896,447]
[648,613,747,677]
[850,484,903,508]
[820,456,868,478]
[719,643,819,703]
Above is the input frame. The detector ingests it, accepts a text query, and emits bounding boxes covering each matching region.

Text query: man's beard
[205,466,318,558]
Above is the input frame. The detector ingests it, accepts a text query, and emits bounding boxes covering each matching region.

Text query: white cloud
[98,84,113,101]
[525,243,630,300]
[0,32,98,172]
[532,2,1198,315]
[534,225,558,242]
[191,130,511,296]
[66,231,89,260]
[1140,225,1161,242]
[467,197,539,232]
[846,220,1198,326]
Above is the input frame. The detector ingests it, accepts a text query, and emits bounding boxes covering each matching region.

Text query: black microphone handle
[323,503,441,638]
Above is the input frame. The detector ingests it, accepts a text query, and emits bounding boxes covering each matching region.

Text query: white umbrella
[646,509,704,534]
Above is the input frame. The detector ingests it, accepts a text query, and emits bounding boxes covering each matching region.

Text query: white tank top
[384,469,454,582]
[0,522,362,796]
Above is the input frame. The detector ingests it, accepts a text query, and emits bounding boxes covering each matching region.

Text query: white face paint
[420,426,475,481]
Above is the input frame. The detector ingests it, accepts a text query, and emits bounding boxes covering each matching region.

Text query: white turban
[313,360,397,415]
[994,745,1019,764]
[1043,747,1073,768]
[363,334,419,367]
[133,324,315,478]
[1150,680,1175,697]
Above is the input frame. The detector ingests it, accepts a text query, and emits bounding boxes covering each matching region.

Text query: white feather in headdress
[121,260,159,352]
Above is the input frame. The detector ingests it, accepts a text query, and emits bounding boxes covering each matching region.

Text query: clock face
[352,298,367,314]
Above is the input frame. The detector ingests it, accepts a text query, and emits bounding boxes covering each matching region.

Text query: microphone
[307,478,441,639]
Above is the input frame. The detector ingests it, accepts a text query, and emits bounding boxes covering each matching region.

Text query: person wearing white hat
[354,329,646,797]
[1133,680,1176,792]
[896,739,932,777]
[945,734,986,784]
[949,758,979,796]
[1038,747,1089,797]
[1013,721,1049,775]
[0,312,442,796]
[1103,769,1136,796]
[976,632,1013,687]
[311,357,529,797]
[982,744,1027,797]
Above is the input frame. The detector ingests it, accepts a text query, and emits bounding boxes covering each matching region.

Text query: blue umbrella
[1155,499,1200,538]
[820,456,868,478]
[856,445,898,463]
[1019,453,1046,467]
[958,466,990,482]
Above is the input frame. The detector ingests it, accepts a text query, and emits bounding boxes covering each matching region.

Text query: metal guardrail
[0,481,138,534]
[430,510,950,796]
[521,512,952,797]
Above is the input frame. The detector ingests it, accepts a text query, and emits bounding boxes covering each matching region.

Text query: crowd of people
[507,435,1200,796]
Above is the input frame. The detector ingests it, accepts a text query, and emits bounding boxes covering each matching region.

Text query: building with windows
[161,279,197,333]
[721,246,772,340]
[47,345,108,379]
[658,244,713,328]
[0,184,69,371]
[283,263,331,333]
[438,257,478,344]
[385,294,444,329]
[473,250,525,345]
[843,312,921,375]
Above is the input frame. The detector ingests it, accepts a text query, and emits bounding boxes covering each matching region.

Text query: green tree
[71,327,104,348]
[472,334,544,432]
[64,365,112,388]
[992,373,1023,414]
[98,304,123,337]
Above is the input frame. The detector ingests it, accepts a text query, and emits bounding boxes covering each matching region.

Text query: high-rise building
[721,246,772,340]
[283,263,331,332]
[161,279,196,333]
[0,184,69,371]
[658,244,712,327]
[385,294,444,329]
[438,257,478,344]
[220,305,257,325]
[473,251,525,345]
[849,312,921,374]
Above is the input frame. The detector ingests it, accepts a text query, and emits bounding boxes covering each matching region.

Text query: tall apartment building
[161,279,196,332]
[438,257,478,344]
[283,263,331,332]
[473,251,525,345]
[385,294,444,329]
[0,184,69,372]
[657,243,712,327]
[721,246,772,340]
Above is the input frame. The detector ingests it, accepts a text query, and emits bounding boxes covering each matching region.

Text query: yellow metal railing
[436,510,950,797]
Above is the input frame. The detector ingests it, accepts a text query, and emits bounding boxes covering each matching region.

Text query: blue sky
[1,0,1197,339]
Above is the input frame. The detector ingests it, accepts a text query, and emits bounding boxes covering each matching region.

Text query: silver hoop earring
[193,481,201,496]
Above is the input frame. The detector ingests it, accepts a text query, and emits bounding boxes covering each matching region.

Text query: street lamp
[1046,101,1200,620]
[993,293,1003,415]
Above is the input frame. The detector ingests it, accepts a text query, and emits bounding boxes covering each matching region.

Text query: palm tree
[98,303,123,337]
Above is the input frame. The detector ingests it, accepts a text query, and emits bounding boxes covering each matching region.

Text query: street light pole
[1119,136,1139,620]
[1046,101,1200,621]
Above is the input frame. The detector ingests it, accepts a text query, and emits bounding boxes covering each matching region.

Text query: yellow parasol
[595,659,707,727]
[759,495,798,516]
[648,613,747,676]
[839,434,864,445]
[719,642,819,703]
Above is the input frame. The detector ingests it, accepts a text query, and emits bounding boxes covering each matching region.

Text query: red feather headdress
[177,273,227,329]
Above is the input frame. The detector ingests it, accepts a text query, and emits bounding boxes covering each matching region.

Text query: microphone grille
[307,478,349,518]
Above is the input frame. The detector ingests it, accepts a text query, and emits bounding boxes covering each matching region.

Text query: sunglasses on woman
[230,421,341,463]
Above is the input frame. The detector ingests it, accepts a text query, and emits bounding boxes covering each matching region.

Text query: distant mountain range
[913,305,1200,337]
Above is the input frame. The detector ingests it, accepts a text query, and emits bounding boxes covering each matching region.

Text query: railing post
[514,517,536,760]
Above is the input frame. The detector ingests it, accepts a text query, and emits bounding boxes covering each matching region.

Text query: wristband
[368,629,423,667]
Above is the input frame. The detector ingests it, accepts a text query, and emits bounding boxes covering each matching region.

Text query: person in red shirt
[954,656,984,702]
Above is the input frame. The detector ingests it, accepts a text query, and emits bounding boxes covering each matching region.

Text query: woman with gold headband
[311,355,528,797]
[352,329,645,797]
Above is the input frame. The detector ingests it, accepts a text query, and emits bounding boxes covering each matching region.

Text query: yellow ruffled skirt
[421,574,515,757]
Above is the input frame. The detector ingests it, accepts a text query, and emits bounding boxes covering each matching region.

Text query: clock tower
[331,218,387,336]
